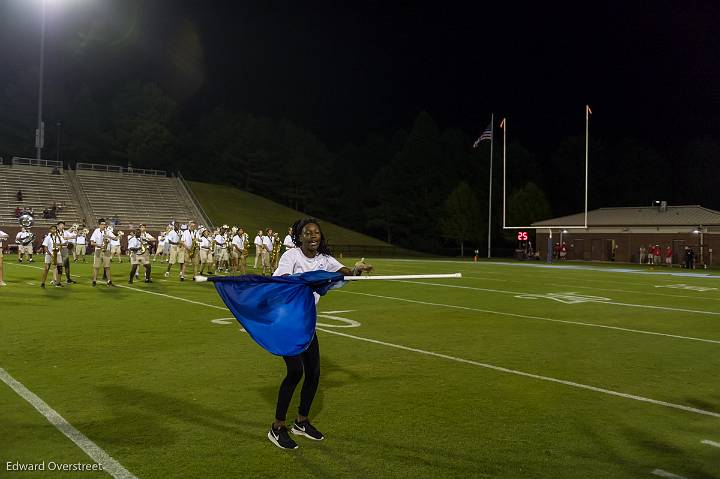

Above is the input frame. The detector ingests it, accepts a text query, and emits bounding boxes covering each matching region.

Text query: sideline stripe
[651,469,688,479]
[316,328,720,419]
[396,280,720,316]
[0,368,137,479]
[337,291,720,345]
[114,285,720,418]
[701,439,720,448]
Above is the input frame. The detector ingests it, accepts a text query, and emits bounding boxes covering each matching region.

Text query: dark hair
[292,217,331,255]
[98,218,106,224]
[56,221,65,226]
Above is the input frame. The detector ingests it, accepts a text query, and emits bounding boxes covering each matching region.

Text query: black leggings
[275,334,320,422]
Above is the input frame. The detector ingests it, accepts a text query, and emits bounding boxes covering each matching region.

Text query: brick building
[531,205,720,267]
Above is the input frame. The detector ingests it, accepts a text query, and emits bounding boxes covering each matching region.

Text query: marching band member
[261,228,273,275]
[90,218,118,287]
[178,223,194,281]
[238,227,249,275]
[15,227,34,263]
[283,227,295,252]
[230,227,242,274]
[186,221,200,279]
[74,228,88,263]
[0,228,8,286]
[198,229,214,275]
[164,223,182,278]
[57,221,77,284]
[108,227,122,263]
[40,224,64,288]
[153,227,167,262]
[254,230,263,269]
[127,225,155,284]
[214,227,229,273]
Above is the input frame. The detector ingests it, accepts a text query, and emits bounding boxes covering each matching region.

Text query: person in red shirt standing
[665,246,673,267]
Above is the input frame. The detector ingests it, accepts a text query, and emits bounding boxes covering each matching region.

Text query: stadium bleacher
[0,160,211,247]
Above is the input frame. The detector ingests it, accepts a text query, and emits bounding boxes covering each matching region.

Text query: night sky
[2,0,720,152]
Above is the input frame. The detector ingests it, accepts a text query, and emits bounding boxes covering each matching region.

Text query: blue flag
[209,271,346,356]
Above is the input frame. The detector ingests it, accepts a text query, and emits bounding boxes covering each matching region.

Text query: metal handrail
[11,157,62,168]
[177,171,214,229]
[75,162,167,176]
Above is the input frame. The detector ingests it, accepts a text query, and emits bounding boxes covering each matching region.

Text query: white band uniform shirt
[215,234,228,261]
[90,228,114,268]
[273,248,344,304]
[42,233,64,265]
[231,234,244,258]
[199,236,213,263]
[283,234,295,251]
[128,237,150,265]
[167,230,184,264]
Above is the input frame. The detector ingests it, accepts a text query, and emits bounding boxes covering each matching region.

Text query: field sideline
[1,258,719,478]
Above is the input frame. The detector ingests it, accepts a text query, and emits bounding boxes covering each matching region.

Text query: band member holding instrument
[90,218,117,287]
[165,223,182,278]
[0,228,8,286]
[214,227,229,273]
[231,227,242,274]
[40,224,64,288]
[57,221,77,284]
[254,230,263,269]
[238,227,249,275]
[108,227,122,263]
[16,227,34,263]
[198,229,214,275]
[154,227,167,262]
[187,221,200,279]
[128,225,155,284]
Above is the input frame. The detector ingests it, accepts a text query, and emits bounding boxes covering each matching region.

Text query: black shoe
[92,281,96,287]
[291,420,324,441]
[40,283,45,288]
[268,425,298,450]
[145,279,152,283]
[107,281,115,287]
[66,279,77,284]
[180,276,185,282]
[128,280,134,284]
[54,282,63,288]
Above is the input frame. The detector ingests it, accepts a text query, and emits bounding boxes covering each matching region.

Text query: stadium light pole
[35,0,48,160]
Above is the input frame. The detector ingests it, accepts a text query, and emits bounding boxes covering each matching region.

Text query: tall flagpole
[487,113,494,259]
[584,105,590,228]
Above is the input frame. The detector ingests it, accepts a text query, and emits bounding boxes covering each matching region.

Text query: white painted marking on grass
[337,291,720,345]
[656,284,717,292]
[0,368,137,479]
[514,292,611,304]
[211,318,235,325]
[651,469,688,479]
[116,284,227,310]
[316,328,720,419]
[109,284,720,418]
[397,280,720,316]
[701,439,720,448]
[316,311,361,328]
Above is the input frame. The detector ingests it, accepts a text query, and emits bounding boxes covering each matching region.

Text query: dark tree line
[1,75,719,254]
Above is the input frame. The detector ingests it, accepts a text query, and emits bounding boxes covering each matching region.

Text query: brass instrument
[17,213,35,245]
[189,231,199,259]
[50,232,62,266]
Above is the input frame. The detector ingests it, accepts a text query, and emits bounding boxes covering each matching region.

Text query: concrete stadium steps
[75,171,199,230]
[0,165,82,228]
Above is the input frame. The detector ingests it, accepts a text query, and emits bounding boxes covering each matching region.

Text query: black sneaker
[267,425,298,450]
[107,281,115,287]
[66,279,77,284]
[291,420,324,441]
[145,279,152,283]
[92,281,96,287]
[128,280,134,284]
[40,283,45,288]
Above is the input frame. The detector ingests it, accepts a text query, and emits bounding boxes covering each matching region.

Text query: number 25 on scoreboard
[517,231,528,241]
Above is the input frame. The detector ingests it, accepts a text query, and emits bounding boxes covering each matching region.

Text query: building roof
[531,205,720,227]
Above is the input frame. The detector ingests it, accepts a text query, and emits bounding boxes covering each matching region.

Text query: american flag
[472,122,493,148]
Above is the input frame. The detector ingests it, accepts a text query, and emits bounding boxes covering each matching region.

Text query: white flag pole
[343,273,462,281]
[195,273,463,283]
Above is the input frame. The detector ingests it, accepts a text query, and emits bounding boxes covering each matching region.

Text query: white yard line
[336,290,720,344]
[701,439,720,448]
[394,280,720,316]
[651,469,688,479]
[0,368,137,479]
[316,328,720,419]
[112,285,720,418]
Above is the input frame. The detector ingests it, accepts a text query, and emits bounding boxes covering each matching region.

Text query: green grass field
[1,257,719,478]
[188,181,390,247]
